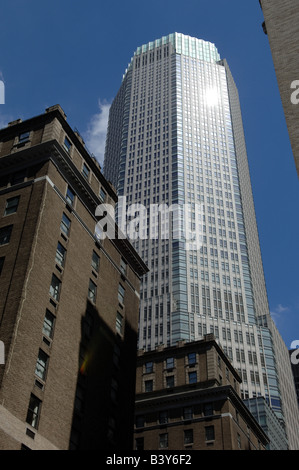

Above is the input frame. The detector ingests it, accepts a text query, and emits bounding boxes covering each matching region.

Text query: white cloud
[84,100,111,166]
[270,303,290,324]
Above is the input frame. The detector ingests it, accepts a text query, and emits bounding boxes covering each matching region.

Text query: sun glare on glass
[205,87,220,107]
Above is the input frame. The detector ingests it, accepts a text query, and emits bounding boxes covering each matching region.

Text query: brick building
[259,0,299,178]
[0,105,148,450]
[134,335,269,450]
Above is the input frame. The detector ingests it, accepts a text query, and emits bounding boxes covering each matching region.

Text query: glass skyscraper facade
[103,33,299,448]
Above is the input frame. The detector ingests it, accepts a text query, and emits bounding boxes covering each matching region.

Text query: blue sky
[1,0,298,348]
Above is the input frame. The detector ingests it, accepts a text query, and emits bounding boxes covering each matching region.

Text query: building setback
[103,32,299,448]
[0,105,148,450]
[134,335,269,450]
[259,0,299,178]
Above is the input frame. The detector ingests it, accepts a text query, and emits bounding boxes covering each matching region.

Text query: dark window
[136,416,145,428]
[120,258,127,275]
[11,170,26,185]
[166,375,174,388]
[88,279,97,303]
[118,284,125,304]
[42,310,55,339]
[64,136,72,152]
[91,251,100,272]
[19,131,30,143]
[166,357,174,369]
[66,186,75,206]
[145,361,153,373]
[35,349,49,381]
[159,433,168,449]
[183,407,193,420]
[26,394,41,429]
[203,403,213,417]
[82,163,90,180]
[184,429,193,445]
[145,380,153,392]
[188,352,196,365]
[60,213,71,236]
[188,371,197,384]
[0,257,4,275]
[99,187,107,203]
[0,225,13,245]
[4,196,20,216]
[49,274,61,301]
[116,311,123,335]
[135,437,144,450]
[205,425,215,441]
[55,242,66,267]
[159,411,168,424]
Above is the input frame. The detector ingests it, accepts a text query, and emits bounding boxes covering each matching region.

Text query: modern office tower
[103,32,299,448]
[134,335,269,450]
[0,105,147,450]
[244,397,288,450]
[259,0,299,178]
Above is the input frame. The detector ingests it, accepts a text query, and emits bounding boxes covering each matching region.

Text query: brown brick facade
[134,336,269,450]
[0,105,147,450]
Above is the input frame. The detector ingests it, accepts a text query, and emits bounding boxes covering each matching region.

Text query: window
[166,375,174,388]
[205,425,215,442]
[0,257,4,275]
[188,352,196,365]
[19,131,30,143]
[159,433,168,449]
[145,361,153,373]
[166,357,174,369]
[120,258,127,275]
[116,312,123,335]
[159,411,168,425]
[145,380,153,392]
[64,136,72,152]
[60,213,71,236]
[135,437,144,450]
[88,279,97,303]
[99,187,107,203]
[91,251,100,272]
[82,163,90,180]
[188,371,197,384]
[0,225,13,245]
[26,394,41,429]
[184,429,193,445]
[55,242,66,267]
[136,416,145,428]
[11,170,26,185]
[183,407,193,420]
[203,403,213,417]
[35,349,49,381]
[42,310,55,339]
[66,186,75,206]
[118,284,125,304]
[49,274,61,301]
[4,196,20,216]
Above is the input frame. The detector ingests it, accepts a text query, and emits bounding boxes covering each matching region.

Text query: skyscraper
[103,33,299,448]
